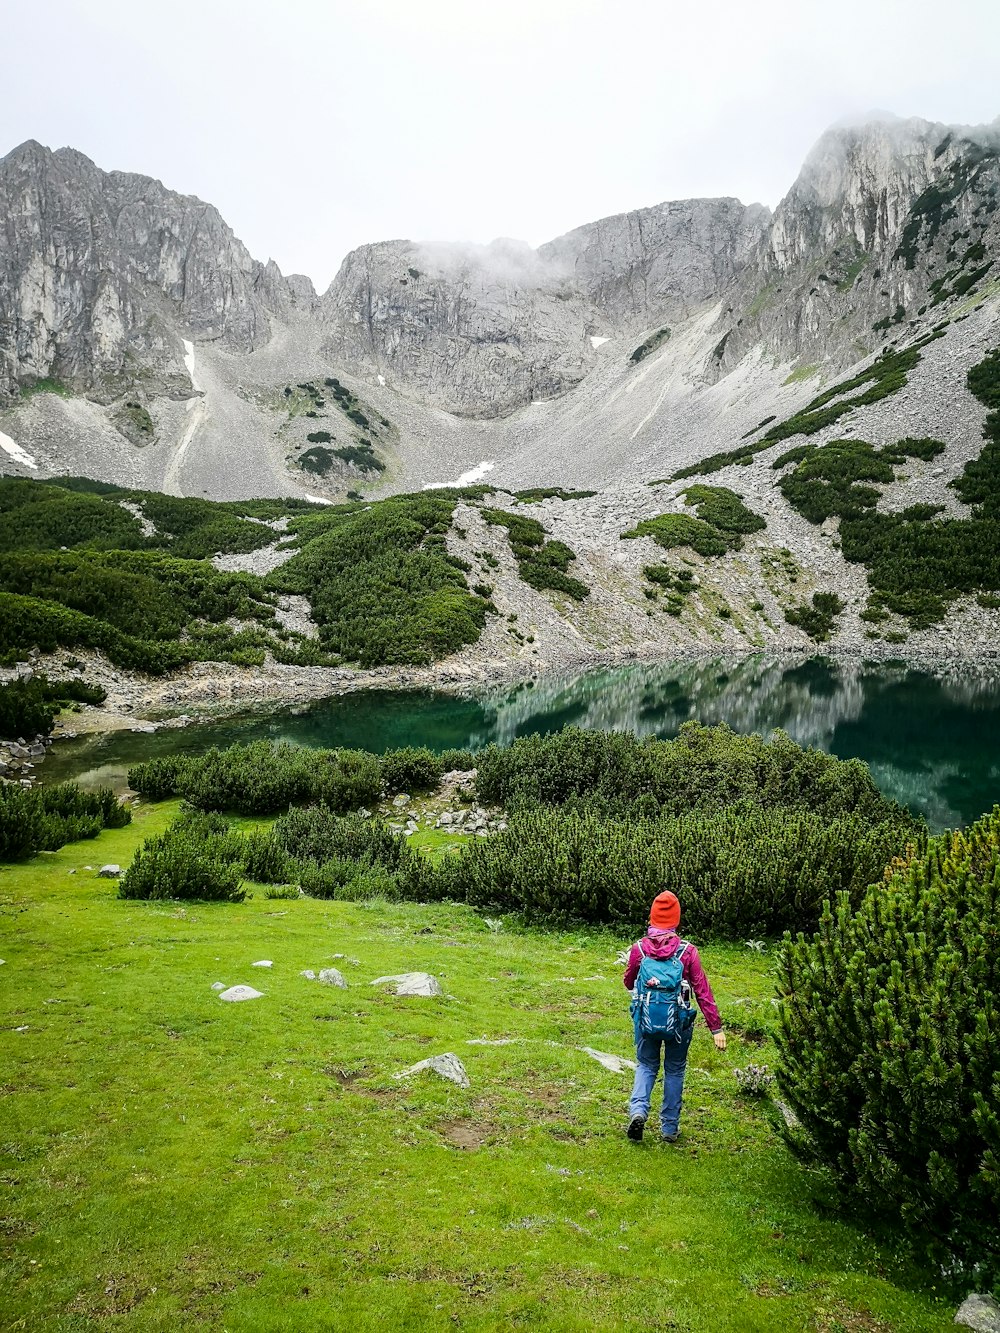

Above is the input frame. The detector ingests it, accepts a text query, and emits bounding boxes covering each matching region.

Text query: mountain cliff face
[320,238,596,418]
[710,116,1000,379]
[0,115,998,499]
[320,199,771,416]
[0,140,309,406]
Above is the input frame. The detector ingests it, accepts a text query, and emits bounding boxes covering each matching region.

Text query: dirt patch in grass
[437,1119,490,1150]
[68,1272,151,1318]
[808,1300,894,1332]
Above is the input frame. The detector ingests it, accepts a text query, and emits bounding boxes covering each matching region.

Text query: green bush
[119,830,246,902]
[424,803,913,935]
[380,746,443,794]
[0,782,130,860]
[274,806,411,873]
[622,514,728,558]
[784,592,846,642]
[682,486,766,541]
[271,495,490,666]
[439,748,476,771]
[630,327,671,363]
[0,674,106,739]
[775,806,1000,1277]
[474,724,907,826]
[483,509,588,600]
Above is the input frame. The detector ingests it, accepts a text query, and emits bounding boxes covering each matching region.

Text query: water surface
[44,656,1000,831]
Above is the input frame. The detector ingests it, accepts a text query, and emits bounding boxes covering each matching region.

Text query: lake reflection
[45,655,1000,831]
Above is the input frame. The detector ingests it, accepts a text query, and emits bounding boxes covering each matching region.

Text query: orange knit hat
[649,891,681,930]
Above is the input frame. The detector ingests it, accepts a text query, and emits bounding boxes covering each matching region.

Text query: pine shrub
[0,783,129,860]
[380,746,443,794]
[775,807,1000,1277]
[433,804,914,933]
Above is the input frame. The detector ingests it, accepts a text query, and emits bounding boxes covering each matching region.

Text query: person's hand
[713,1030,727,1051]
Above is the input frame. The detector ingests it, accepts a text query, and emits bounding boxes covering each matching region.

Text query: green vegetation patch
[0,673,106,739]
[482,508,588,601]
[767,347,1000,625]
[0,797,953,1330]
[675,334,944,479]
[778,806,1000,1281]
[895,144,999,269]
[624,486,764,559]
[629,326,671,363]
[622,513,728,557]
[0,780,128,860]
[271,494,492,665]
[784,591,846,643]
[682,485,766,543]
[512,487,597,503]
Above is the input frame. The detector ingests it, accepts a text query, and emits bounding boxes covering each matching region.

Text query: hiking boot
[661,1131,680,1144]
[626,1116,646,1142]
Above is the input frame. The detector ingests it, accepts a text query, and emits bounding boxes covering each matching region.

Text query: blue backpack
[630,940,697,1044]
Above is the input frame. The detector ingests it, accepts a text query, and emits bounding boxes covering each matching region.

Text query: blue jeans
[628,1033,692,1136]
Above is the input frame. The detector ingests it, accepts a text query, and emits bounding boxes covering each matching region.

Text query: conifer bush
[775,807,1000,1277]
[0,783,129,859]
[379,746,442,794]
[432,804,914,933]
[119,832,246,902]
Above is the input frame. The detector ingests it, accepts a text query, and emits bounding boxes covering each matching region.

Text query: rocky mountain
[0,115,998,507]
[0,139,313,408]
[712,116,1000,379]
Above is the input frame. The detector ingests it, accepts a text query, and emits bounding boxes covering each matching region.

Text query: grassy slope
[0,807,953,1332]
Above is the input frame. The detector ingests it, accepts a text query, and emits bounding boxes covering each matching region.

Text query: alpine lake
[42,654,1000,833]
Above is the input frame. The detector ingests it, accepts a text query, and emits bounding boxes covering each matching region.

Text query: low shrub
[128,742,382,816]
[0,782,129,860]
[380,746,443,794]
[776,805,1000,1278]
[474,723,907,827]
[274,806,411,872]
[0,674,106,739]
[119,832,246,902]
[784,591,846,642]
[427,803,913,935]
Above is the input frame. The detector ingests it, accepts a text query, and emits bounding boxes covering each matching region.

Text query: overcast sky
[4,0,999,290]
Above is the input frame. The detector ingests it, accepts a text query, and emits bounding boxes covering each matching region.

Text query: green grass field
[0,805,954,1331]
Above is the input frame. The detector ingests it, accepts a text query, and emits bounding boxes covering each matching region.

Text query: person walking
[623,889,725,1143]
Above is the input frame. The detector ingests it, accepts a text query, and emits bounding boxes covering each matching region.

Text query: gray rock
[955,1294,1000,1331]
[300,969,317,980]
[394,1052,470,1088]
[27,743,45,757]
[578,1046,637,1074]
[318,968,347,988]
[370,971,443,997]
[211,982,226,991]
[250,960,273,968]
[96,864,121,878]
[218,985,263,1003]
[0,139,300,406]
[6,743,29,759]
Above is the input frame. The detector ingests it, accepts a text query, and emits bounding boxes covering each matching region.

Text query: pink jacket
[623,927,722,1033]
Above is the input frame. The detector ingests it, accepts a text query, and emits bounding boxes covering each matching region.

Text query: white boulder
[395,1053,470,1088]
[219,985,263,1003]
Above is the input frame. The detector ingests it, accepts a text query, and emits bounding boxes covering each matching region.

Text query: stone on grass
[371,972,442,997]
[251,960,273,968]
[579,1046,637,1074]
[774,1098,801,1130]
[467,1037,519,1046]
[211,981,226,991]
[97,864,121,878]
[219,985,264,1003]
[955,1294,1000,1331]
[300,969,317,980]
[395,1052,470,1088]
[318,968,347,988]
